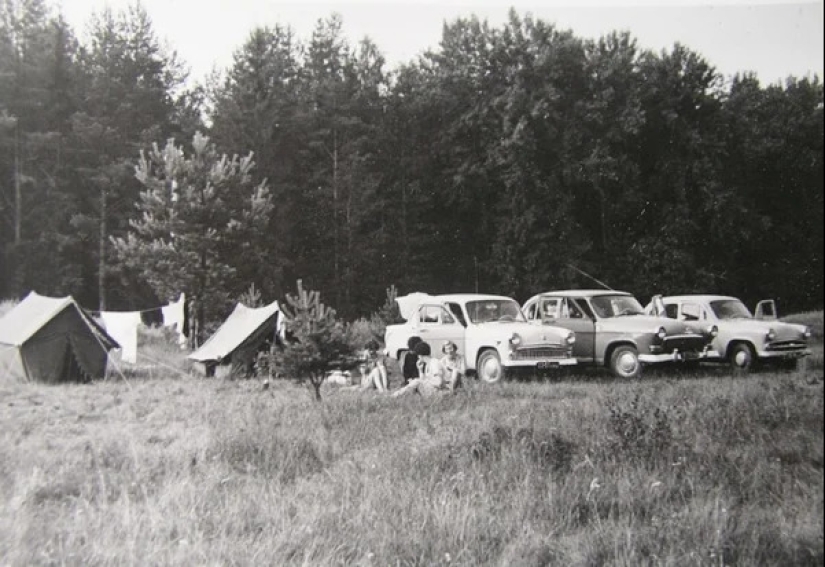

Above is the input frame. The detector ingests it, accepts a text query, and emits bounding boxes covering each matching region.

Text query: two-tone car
[646,295,812,370]
[384,293,577,383]
[522,289,717,379]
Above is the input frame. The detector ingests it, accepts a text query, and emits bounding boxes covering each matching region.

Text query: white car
[646,295,812,370]
[384,293,577,383]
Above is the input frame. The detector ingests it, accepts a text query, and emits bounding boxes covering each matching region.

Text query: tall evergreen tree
[208,24,305,301]
[69,2,184,309]
[0,0,81,298]
[112,132,273,343]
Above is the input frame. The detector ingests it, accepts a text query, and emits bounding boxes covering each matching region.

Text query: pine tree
[111,132,273,344]
[274,280,353,402]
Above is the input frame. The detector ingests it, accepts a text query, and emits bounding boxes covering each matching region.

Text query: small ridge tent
[0,292,120,383]
[188,300,281,377]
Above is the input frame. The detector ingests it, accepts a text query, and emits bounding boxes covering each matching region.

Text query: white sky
[57,0,824,87]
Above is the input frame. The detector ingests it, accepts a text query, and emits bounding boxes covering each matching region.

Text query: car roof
[428,293,515,303]
[661,294,738,303]
[531,289,632,299]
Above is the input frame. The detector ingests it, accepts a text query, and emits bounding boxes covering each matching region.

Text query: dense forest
[1,0,822,329]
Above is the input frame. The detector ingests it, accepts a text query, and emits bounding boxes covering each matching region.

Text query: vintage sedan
[646,295,812,370]
[384,293,577,383]
[522,289,717,379]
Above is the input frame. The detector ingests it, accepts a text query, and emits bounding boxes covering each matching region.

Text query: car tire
[609,345,641,379]
[477,350,506,383]
[728,342,755,372]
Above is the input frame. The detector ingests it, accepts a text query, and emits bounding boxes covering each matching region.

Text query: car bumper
[640,349,715,364]
[504,358,578,368]
[757,348,812,360]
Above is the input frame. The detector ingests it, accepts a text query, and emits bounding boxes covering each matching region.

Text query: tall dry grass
[0,313,822,566]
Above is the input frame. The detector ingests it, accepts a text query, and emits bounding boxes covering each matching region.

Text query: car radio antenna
[566,263,614,290]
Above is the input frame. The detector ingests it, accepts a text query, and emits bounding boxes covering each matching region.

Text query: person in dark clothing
[400,336,423,386]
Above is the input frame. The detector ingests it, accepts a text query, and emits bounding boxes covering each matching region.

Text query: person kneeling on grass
[391,341,453,397]
[359,339,388,393]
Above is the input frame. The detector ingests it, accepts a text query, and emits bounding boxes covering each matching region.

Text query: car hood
[719,318,808,340]
[597,315,706,335]
[473,321,572,344]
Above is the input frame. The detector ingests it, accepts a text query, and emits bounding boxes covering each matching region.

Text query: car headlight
[656,326,667,341]
[566,331,576,345]
[804,327,812,339]
[708,325,718,338]
[766,328,776,342]
[509,333,522,346]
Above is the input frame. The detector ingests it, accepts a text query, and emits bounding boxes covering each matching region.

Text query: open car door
[754,299,777,320]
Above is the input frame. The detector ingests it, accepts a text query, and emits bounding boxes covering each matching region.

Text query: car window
[525,301,537,320]
[664,304,679,319]
[441,307,456,325]
[541,298,562,318]
[466,299,526,323]
[566,299,584,319]
[419,305,441,324]
[590,295,644,318]
[446,302,467,326]
[710,299,752,319]
[681,303,702,321]
[571,298,594,319]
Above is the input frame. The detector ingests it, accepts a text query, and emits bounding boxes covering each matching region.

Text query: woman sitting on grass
[440,340,465,390]
[358,339,388,393]
[391,341,450,397]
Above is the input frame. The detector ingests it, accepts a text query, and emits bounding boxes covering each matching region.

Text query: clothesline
[85,293,189,316]
[95,293,188,363]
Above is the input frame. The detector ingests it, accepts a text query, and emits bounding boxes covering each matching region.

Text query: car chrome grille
[766,340,808,351]
[662,335,708,353]
[512,346,570,360]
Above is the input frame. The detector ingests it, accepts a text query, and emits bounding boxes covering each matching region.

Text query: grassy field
[0,315,822,566]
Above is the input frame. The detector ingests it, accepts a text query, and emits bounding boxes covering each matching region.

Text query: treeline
[1,0,822,324]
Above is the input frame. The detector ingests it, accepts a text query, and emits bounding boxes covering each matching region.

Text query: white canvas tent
[188,300,281,377]
[0,292,120,383]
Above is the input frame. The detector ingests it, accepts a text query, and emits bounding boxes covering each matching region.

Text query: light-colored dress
[441,353,465,390]
[391,357,447,397]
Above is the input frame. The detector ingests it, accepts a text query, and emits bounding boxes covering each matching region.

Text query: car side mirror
[755,299,777,320]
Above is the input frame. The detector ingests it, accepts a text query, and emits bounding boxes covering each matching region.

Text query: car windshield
[710,299,753,320]
[466,299,526,324]
[589,295,645,318]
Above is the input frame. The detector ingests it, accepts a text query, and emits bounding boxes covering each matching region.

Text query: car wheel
[477,350,506,383]
[609,345,641,379]
[728,343,755,371]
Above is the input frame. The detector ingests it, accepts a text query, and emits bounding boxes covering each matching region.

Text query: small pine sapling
[274,280,354,401]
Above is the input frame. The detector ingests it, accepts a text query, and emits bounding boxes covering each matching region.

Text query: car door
[544,297,596,363]
[754,300,777,320]
[415,303,465,355]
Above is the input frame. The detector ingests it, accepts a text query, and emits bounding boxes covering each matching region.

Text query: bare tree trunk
[13,123,21,243]
[332,129,340,308]
[98,189,107,311]
[311,376,323,401]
